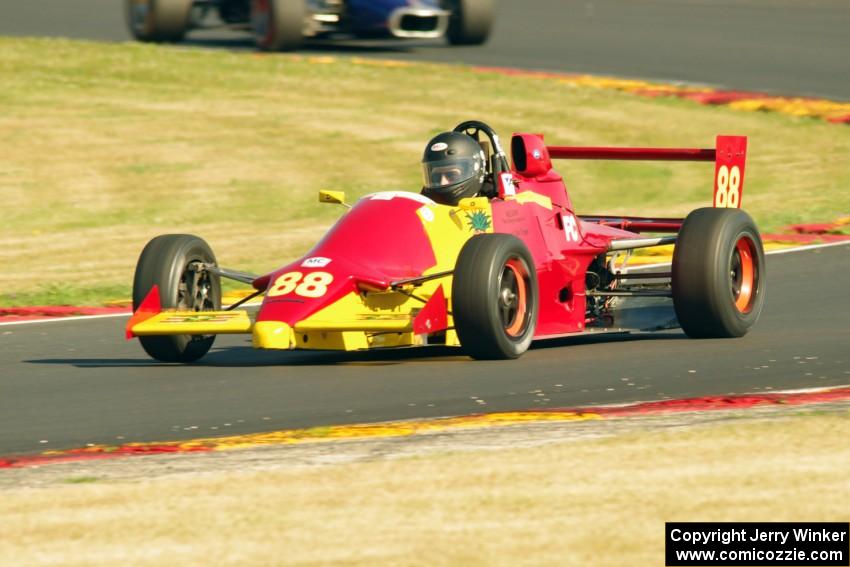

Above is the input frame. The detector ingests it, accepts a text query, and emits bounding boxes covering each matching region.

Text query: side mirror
[318,190,350,208]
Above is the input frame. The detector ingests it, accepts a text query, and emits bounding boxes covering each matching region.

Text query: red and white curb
[2,385,848,470]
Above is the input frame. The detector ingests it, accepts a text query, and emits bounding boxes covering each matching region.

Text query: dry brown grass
[1,412,847,566]
[1,38,849,303]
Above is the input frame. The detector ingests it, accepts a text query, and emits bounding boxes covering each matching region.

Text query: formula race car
[126,120,765,362]
[126,0,494,51]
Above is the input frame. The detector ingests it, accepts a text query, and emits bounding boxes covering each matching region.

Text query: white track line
[761,239,850,255]
[0,302,262,327]
[0,312,131,326]
[2,240,847,328]
[623,238,850,272]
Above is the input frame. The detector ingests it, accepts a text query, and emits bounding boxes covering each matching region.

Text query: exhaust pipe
[388,7,449,39]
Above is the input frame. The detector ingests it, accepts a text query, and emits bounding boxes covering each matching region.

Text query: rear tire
[125,0,193,43]
[251,0,305,52]
[672,208,766,338]
[452,234,538,359]
[444,0,494,46]
[132,234,221,362]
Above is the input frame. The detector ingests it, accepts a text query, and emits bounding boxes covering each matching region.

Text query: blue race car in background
[126,0,494,51]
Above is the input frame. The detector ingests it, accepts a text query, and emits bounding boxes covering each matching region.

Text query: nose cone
[253,193,440,344]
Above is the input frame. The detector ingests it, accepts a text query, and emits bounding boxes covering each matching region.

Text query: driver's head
[421,132,486,206]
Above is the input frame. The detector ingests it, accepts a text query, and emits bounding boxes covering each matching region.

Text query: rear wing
[544,135,747,208]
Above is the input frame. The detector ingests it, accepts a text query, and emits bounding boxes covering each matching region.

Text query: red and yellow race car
[126,120,765,362]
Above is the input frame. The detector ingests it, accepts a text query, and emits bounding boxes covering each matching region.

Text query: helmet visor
[422,158,476,189]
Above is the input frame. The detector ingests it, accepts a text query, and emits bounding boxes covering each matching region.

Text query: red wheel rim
[501,259,529,337]
[731,236,757,313]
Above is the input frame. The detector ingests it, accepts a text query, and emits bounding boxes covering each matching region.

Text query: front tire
[452,234,538,359]
[672,208,766,338]
[251,0,305,52]
[125,0,193,43]
[444,0,494,46]
[132,234,221,362]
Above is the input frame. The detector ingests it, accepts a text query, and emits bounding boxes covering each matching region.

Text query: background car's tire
[125,0,193,43]
[251,0,305,52]
[672,207,766,338]
[452,234,538,359]
[132,234,221,362]
[444,0,494,46]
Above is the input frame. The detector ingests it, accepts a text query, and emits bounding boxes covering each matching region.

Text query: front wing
[130,311,252,336]
[126,284,452,351]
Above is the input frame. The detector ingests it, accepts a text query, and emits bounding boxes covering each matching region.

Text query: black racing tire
[452,234,538,359]
[672,208,766,338]
[251,0,305,52]
[444,0,494,46]
[125,0,193,43]
[132,234,221,363]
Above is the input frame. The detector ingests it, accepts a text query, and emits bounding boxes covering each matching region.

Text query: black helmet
[421,132,486,206]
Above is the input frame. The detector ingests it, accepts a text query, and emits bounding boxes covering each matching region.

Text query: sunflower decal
[466,210,492,233]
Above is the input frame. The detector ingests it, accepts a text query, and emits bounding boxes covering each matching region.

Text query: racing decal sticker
[499,172,516,196]
[714,165,742,208]
[301,256,332,268]
[268,271,334,299]
[430,142,448,152]
[466,210,492,233]
[562,212,580,242]
[418,206,435,222]
[354,314,410,321]
[161,314,241,323]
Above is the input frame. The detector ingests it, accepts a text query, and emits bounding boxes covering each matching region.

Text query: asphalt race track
[1,245,848,455]
[1,0,849,100]
[1,2,849,456]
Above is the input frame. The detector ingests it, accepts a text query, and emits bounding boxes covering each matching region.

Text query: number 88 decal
[268,271,334,298]
[715,165,741,208]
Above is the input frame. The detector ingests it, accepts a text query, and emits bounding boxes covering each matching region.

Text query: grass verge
[1,411,847,566]
[1,37,849,305]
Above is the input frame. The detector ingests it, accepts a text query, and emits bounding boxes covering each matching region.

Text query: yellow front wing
[130,310,253,336]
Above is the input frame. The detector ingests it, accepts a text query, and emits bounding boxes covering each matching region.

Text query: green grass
[0,284,131,308]
[1,37,848,305]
